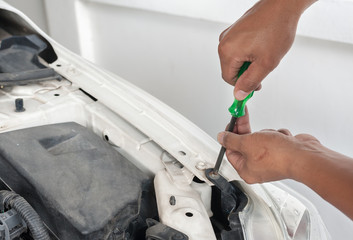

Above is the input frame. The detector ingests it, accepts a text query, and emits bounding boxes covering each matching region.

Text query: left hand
[218,127,321,184]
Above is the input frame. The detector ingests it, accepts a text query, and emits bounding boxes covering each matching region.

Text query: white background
[7,0,353,238]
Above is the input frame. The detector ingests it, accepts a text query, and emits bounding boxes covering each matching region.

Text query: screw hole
[56,64,62,67]
[178,151,186,156]
[185,212,193,217]
[54,94,60,96]
[104,135,109,141]
[193,176,205,183]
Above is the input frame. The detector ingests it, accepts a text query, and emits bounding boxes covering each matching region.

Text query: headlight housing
[238,182,331,240]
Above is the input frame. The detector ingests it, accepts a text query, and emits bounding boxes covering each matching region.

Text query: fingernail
[235,90,249,100]
[217,132,225,145]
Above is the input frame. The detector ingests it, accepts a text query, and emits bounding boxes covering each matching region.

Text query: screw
[169,196,176,206]
[15,98,25,112]
[207,170,220,180]
[195,161,207,170]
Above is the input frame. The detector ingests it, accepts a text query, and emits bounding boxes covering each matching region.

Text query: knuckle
[295,133,320,144]
[221,73,233,85]
[242,172,263,184]
[294,133,308,138]
[217,42,225,56]
[218,40,234,57]
[243,176,257,184]
[261,57,279,71]
[219,30,226,42]
[277,128,291,136]
[257,177,265,184]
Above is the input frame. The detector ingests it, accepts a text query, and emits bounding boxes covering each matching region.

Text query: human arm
[218,0,317,100]
[217,128,353,219]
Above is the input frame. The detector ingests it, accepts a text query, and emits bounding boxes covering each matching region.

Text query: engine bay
[0,14,249,239]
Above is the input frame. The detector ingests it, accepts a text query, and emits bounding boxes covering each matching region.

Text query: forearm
[291,146,353,219]
[290,0,318,15]
[260,0,317,18]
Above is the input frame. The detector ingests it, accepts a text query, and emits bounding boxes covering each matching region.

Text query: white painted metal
[190,181,213,217]
[154,163,216,239]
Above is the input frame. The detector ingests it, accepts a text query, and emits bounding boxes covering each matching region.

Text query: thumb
[217,131,245,153]
[233,62,271,100]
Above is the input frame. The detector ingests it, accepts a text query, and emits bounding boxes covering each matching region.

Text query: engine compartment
[0,8,250,240]
[0,35,248,240]
[0,122,248,240]
[0,122,156,239]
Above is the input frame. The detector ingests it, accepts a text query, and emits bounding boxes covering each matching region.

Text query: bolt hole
[54,94,60,96]
[193,176,205,183]
[185,212,193,217]
[104,135,109,141]
[56,64,62,67]
[178,151,186,156]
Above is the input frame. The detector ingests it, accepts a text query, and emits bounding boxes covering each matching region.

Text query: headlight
[242,182,331,240]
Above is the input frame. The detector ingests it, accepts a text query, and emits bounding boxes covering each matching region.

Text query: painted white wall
[85,0,353,45]
[5,0,353,238]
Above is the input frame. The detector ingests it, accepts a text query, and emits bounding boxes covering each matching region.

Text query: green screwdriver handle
[228,62,253,117]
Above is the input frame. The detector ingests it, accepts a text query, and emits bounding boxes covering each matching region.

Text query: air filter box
[0,122,155,239]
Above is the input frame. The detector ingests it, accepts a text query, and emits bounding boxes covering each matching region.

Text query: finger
[260,129,277,132]
[277,128,292,136]
[224,107,251,134]
[295,133,320,143]
[255,83,262,91]
[219,56,244,86]
[226,150,244,171]
[236,106,251,134]
[233,61,271,100]
[217,131,245,152]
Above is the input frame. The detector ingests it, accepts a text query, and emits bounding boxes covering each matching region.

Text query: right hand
[218,0,316,100]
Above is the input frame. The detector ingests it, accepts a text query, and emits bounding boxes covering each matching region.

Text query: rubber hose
[0,190,50,240]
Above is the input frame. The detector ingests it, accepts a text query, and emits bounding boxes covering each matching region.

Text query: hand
[217,128,321,184]
[229,106,251,135]
[218,0,316,100]
[218,128,353,219]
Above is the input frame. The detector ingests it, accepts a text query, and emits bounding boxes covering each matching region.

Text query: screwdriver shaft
[212,116,237,175]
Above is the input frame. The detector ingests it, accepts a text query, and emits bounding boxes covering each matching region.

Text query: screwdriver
[211,62,253,176]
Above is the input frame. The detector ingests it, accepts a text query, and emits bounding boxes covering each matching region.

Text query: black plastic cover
[145,218,189,240]
[0,122,154,239]
[0,9,58,63]
[0,35,61,86]
[205,169,247,240]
